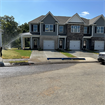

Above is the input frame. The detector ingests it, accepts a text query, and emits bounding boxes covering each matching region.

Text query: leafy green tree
[19,23,29,33]
[0,15,19,45]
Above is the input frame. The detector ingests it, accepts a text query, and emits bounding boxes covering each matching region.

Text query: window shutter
[38,25,39,32]
[43,24,45,32]
[104,27,105,33]
[95,27,97,33]
[87,27,89,34]
[31,24,33,32]
[53,25,55,32]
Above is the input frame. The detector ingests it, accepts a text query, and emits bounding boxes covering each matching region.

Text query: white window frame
[33,25,38,32]
[84,27,87,34]
[45,24,53,32]
[71,25,80,33]
[97,26,104,34]
[59,26,64,33]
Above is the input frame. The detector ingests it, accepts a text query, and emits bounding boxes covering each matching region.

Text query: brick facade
[67,24,84,49]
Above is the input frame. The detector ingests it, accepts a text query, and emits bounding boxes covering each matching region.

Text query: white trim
[21,36,23,49]
[66,13,85,24]
[31,37,32,49]
[66,23,84,24]
[64,37,66,49]
[29,24,31,32]
[83,36,92,38]
[93,15,105,24]
[58,35,67,38]
[40,11,59,23]
[57,24,58,35]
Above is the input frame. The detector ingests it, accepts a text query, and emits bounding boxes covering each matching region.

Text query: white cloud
[79,11,90,16]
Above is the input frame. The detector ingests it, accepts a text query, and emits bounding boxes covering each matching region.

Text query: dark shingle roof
[28,15,44,24]
[89,15,102,25]
[54,16,71,24]
[28,14,102,25]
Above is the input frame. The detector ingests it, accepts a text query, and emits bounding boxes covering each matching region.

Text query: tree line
[0,15,29,48]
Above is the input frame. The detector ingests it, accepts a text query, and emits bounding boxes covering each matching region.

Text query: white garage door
[70,40,80,50]
[94,41,104,50]
[43,40,54,49]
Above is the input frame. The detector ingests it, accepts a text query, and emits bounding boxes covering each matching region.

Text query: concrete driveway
[69,51,98,59]
[29,50,67,63]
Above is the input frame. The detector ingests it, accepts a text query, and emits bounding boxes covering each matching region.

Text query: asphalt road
[0,62,105,105]
[0,63,75,77]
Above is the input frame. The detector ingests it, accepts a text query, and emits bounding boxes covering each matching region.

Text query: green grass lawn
[61,51,76,57]
[2,48,32,59]
[85,50,99,54]
[56,49,76,57]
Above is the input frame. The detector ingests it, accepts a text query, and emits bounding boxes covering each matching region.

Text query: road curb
[2,60,99,67]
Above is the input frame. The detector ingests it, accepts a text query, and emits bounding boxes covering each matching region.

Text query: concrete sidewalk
[1,50,98,67]
[69,51,98,59]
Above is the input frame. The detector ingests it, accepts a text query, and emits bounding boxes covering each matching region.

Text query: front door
[34,39,38,49]
[59,40,63,48]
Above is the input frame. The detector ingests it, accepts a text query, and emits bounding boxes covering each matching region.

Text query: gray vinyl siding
[58,25,67,35]
[41,14,57,35]
[93,17,105,37]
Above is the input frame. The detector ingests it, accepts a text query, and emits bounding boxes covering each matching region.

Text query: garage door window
[71,25,80,33]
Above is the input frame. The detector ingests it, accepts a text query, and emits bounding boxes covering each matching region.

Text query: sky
[0,0,105,25]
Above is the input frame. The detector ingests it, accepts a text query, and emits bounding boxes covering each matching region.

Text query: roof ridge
[90,15,101,20]
[54,16,71,18]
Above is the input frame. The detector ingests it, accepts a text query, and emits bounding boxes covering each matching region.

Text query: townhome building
[21,11,105,51]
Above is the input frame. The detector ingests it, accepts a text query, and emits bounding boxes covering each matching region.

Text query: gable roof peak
[39,11,59,23]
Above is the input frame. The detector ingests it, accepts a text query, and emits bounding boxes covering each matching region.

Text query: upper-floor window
[33,25,38,32]
[97,26,104,34]
[59,26,64,33]
[45,24,53,32]
[71,25,80,33]
[84,27,87,34]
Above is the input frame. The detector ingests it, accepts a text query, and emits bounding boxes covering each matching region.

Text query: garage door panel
[94,41,104,50]
[70,40,80,50]
[43,40,54,49]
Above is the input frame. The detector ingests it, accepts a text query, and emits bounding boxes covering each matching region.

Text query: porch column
[23,37,25,49]
[92,25,94,37]
[64,38,66,49]
[58,38,59,49]
[21,36,23,49]
[30,37,33,49]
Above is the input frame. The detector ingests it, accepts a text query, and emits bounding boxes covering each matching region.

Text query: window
[84,27,87,34]
[33,25,38,32]
[97,26,104,34]
[45,24,53,32]
[71,25,80,33]
[59,26,63,33]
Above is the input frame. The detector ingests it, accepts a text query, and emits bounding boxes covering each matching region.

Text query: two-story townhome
[21,11,105,50]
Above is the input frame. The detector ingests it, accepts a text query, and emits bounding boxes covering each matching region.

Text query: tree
[18,23,29,33]
[0,15,19,45]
